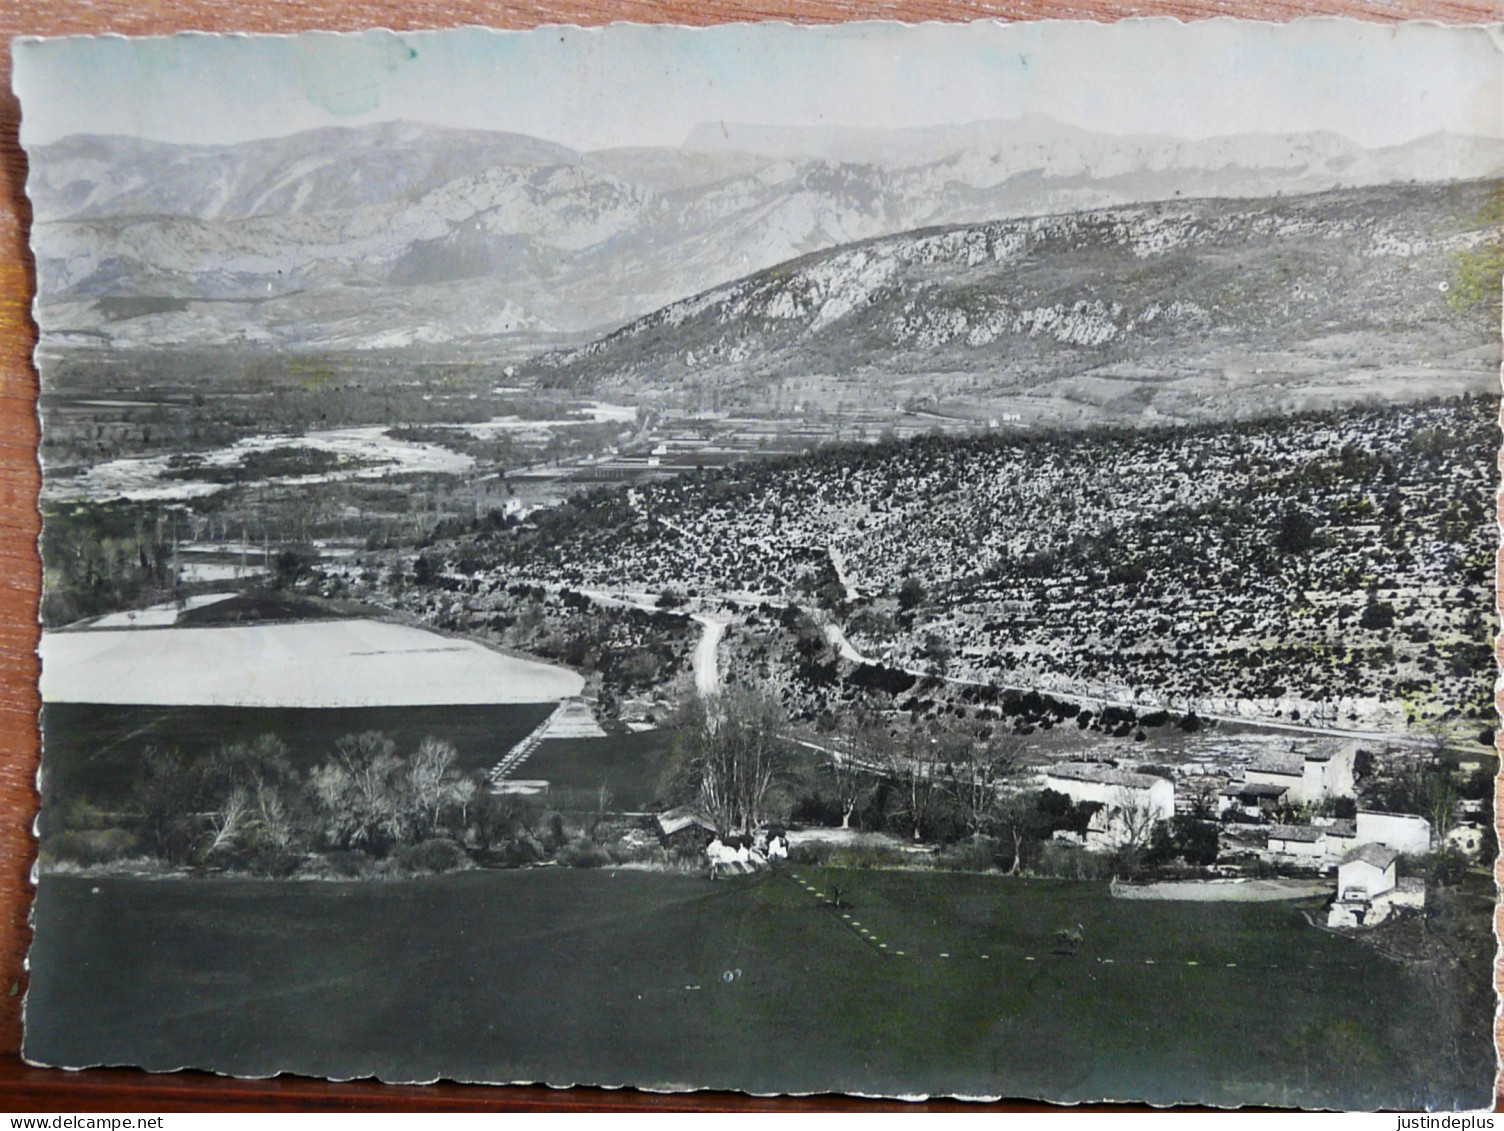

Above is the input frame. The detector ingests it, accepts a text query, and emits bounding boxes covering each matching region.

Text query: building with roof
[1328,842,1425,928]
[1266,823,1323,863]
[1266,819,1356,868]
[1355,810,1432,855]
[1043,762,1174,850]
[1244,743,1356,807]
[1338,843,1398,899]
[655,806,718,852]
[1218,780,1290,819]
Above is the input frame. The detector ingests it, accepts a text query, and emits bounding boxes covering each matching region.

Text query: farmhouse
[1044,763,1174,850]
[1243,744,1356,806]
[1266,819,1356,869]
[1218,780,1290,819]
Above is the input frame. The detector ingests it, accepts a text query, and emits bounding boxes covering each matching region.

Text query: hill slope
[522,181,1501,424]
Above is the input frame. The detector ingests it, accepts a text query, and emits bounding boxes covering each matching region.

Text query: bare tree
[827,739,877,829]
[407,737,475,836]
[251,782,297,852]
[1112,789,1163,876]
[948,733,1024,840]
[995,788,1045,875]
[1417,716,1466,766]
[669,689,791,835]
[884,726,947,842]
[312,731,405,850]
[204,787,248,855]
[1184,775,1221,820]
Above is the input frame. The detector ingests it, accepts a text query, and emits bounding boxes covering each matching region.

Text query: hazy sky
[14,19,1504,151]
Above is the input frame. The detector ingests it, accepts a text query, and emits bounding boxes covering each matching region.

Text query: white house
[1043,763,1174,850]
[1337,843,1398,901]
[1244,744,1357,807]
[1266,820,1357,869]
[1266,823,1324,863]
[1355,810,1432,855]
[1328,842,1425,929]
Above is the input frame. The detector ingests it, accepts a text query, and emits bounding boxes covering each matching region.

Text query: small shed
[655,806,717,853]
[1328,843,1422,929]
[1337,843,1398,902]
[1218,781,1289,819]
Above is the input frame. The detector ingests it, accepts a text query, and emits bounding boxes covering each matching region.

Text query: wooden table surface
[0,0,1499,1112]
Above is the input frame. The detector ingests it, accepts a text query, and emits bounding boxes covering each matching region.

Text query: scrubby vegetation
[39,728,671,879]
[397,395,1495,730]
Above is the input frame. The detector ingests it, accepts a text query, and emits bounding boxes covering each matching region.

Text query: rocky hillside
[398,395,1497,731]
[26,117,1504,353]
[524,181,1502,423]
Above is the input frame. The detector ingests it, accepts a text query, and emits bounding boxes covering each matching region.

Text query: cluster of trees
[41,501,179,627]
[47,731,553,875]
[663,691,1208,877]
[393,579,698,705]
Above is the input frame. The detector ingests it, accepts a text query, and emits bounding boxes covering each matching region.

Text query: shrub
[220,848,304,878]
[390,838,471,875]
[41,828,137,867]
[488,834,545,869]
[605,832,663,865]
[1421,848,1469,887]
[1033,840,1112,880]
[930,838,1000,872]
[557,840,613,868]
[781,842,819,867]
[307,850,376,878]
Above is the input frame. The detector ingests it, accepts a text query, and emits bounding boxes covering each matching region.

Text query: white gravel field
[41,619,583,707]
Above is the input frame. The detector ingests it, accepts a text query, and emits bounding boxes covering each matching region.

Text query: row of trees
[122,732,521,871]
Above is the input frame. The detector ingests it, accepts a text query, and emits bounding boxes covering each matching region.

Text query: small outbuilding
[1337,843,1398,902]
[1217,781,1289,819]
[655,806,717,854]
[1266,823,1324,863]
[1265,819,1356,869]
[1328,843,1423,929]
[1354,810,1432,855]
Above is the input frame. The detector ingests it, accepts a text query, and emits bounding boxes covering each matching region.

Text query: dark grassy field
[25,869,1493,1109]
[524,731,678,811]
[41,702,558,805]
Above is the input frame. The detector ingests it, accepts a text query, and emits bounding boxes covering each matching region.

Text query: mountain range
[26,116,1504,354]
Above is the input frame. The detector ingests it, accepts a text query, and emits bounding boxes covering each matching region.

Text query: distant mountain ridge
[522,180,1501,424]
[26,116,1504,353]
